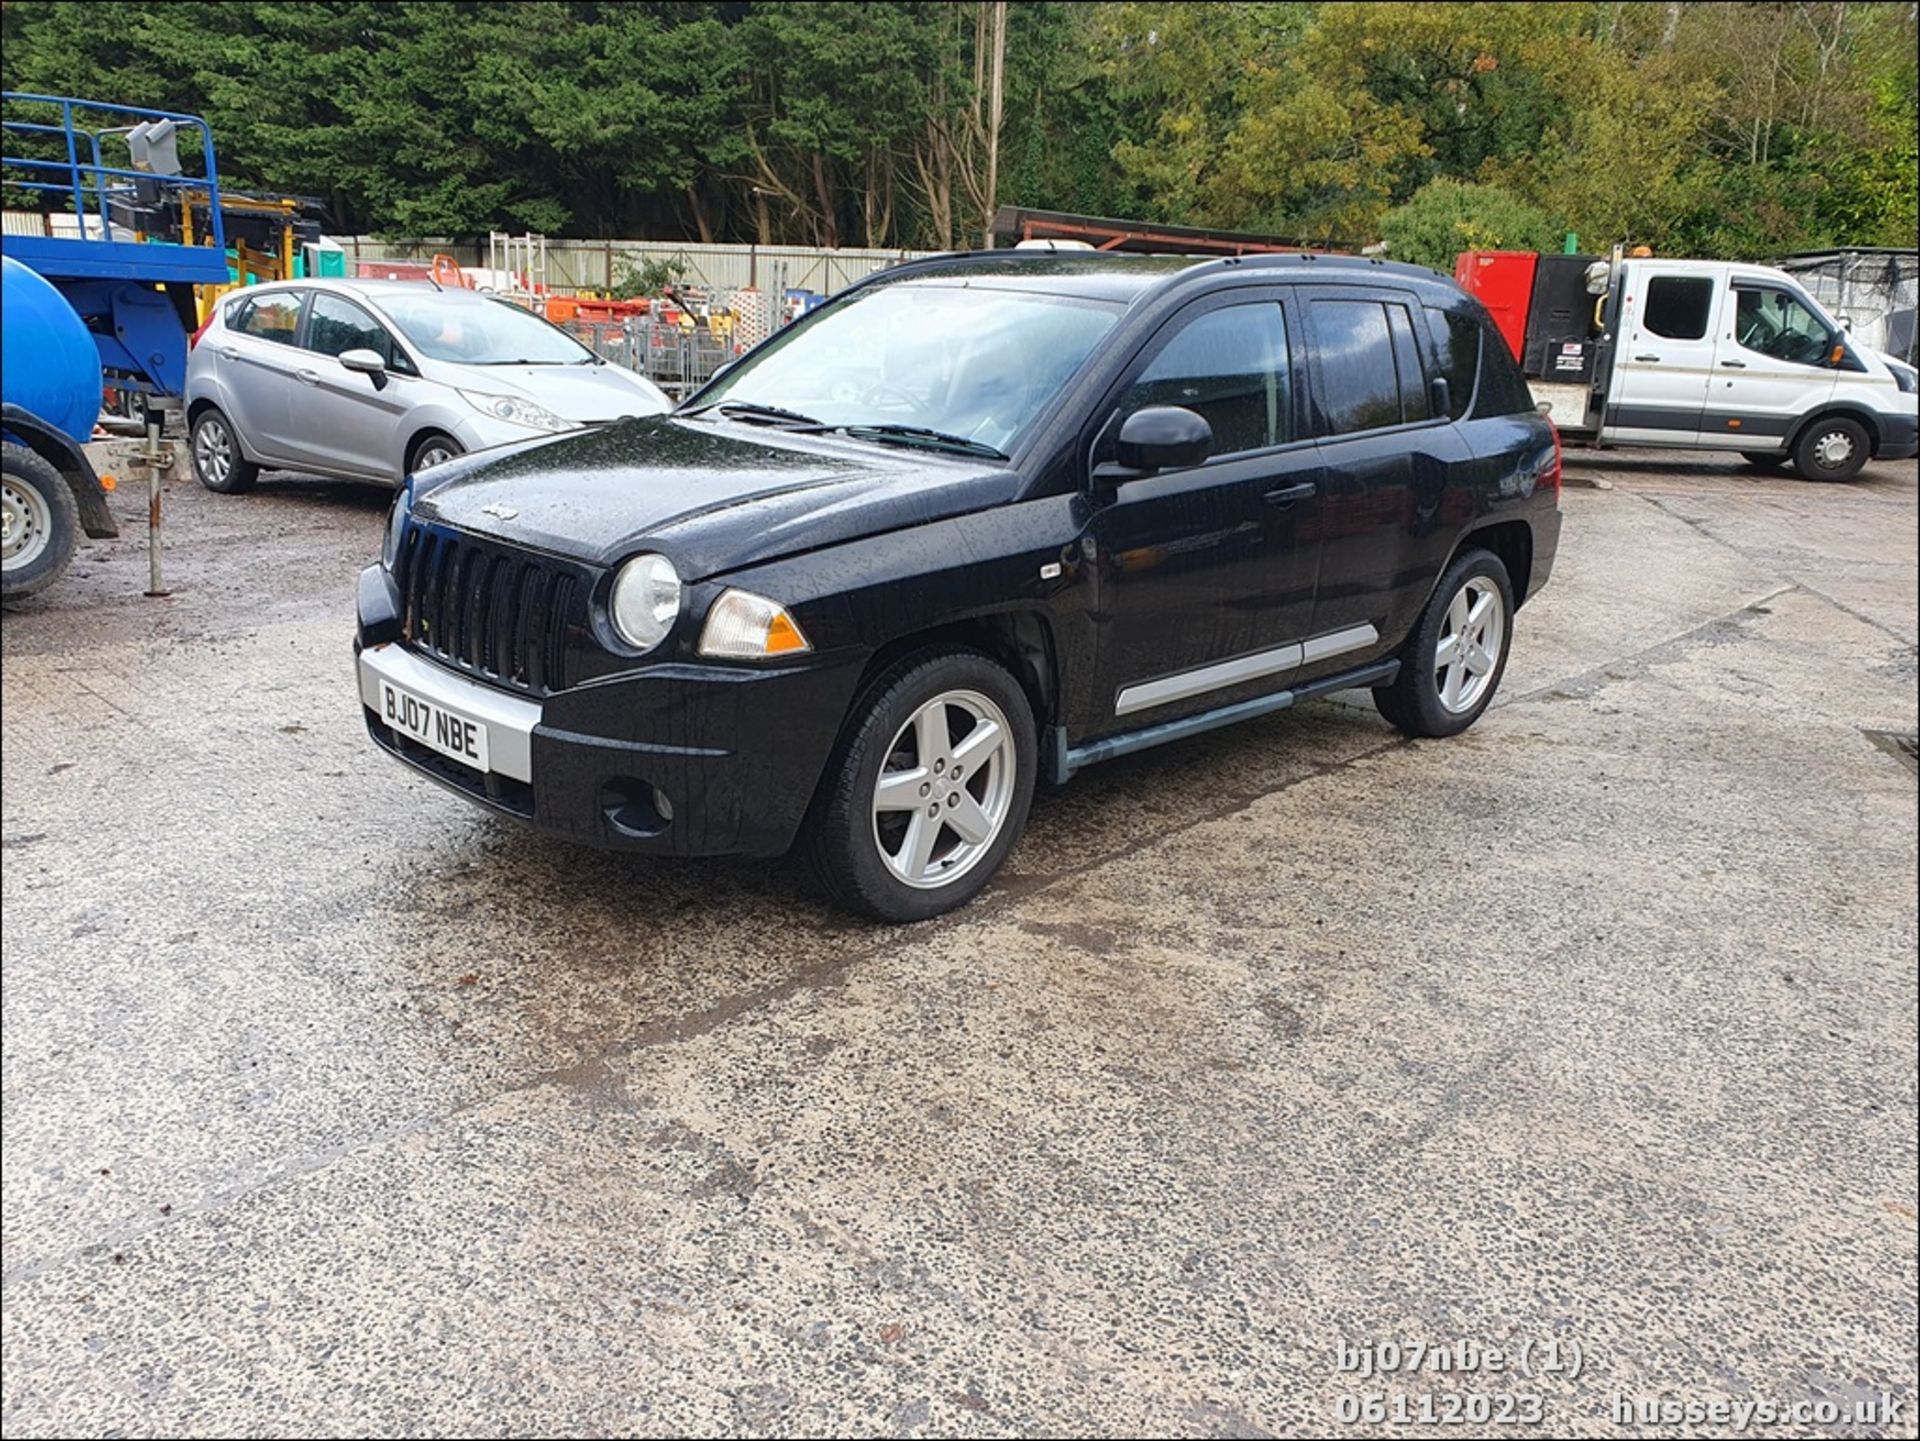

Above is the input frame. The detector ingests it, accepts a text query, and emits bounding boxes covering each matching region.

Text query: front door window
[1734,287,1833,367]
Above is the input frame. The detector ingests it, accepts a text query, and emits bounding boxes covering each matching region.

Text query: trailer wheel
[2,442,80,600]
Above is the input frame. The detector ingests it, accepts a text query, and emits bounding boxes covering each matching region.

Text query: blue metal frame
[2,92,231,286]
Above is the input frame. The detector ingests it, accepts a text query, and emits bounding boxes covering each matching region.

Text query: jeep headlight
[383,485,411,568]
[458,389,580,432]
[698,589,812,659]
[608,553,682,651]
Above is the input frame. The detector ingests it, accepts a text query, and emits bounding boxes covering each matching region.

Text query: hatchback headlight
[699,589,811,659]
[608,554,682,651]
[458,389,579,432]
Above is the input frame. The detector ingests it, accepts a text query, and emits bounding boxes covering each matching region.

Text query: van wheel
[2,443,80,599]
[190,407,259,493]
[1374,548,1515,739]
[804,650,1036,922]
[1792,417,1869,482]
[1740,451,1793,474]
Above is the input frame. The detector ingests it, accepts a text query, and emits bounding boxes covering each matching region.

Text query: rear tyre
[1,443,80,600]
[1374,548,1515,739]
[190,407,259,493]
[1791,416,1869,482]
[804,650,1036,922]
[1740,450,1793,474]
[407,432,463,474]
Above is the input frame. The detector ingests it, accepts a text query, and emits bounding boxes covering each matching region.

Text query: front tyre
[1373,548,1515,739]
[2,443,80,600]
[190,407,259,493]
[407,432,464,475]
[1792,416,1869,482]
[805,651,1036,922]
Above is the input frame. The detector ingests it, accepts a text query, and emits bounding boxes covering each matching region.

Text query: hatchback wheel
[190,408,259,494]
[1374,548,1514,738]
[805,651,1035,921]
[1792,416,1869,482]
[408,433,463,474]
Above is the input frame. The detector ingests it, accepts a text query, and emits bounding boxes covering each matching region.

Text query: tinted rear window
[1386,303,1430,423]
[1471,313,1537,417]
[1643,275,1715,340]
[1427,308,1480,419]
[1313,299,1402,435]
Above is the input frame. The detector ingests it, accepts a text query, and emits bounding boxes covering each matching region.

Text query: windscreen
[694,283,1121,454]
[377,293,595,365]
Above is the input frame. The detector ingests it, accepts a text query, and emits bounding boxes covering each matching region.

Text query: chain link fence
[1777,249,1918,365]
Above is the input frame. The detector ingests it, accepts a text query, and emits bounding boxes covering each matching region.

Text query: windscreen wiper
[823,424,1008,460]
[680,400,821,427]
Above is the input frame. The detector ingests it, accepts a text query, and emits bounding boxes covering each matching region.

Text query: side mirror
[1112,406,1212,475]
[1827,341,1848,367]
[340,348,388,390]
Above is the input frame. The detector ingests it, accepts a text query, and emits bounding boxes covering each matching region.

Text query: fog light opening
[601,778,674,838]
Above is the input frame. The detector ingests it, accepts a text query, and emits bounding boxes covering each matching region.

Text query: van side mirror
[1827,341,1848,367]
[1111,406,1212,474]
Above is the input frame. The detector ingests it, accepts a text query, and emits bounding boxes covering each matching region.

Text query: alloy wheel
[871,689,1016,889]
[194,417,233,487]
[1433,576,1505,714]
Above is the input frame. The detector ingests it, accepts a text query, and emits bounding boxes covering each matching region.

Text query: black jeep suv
[355,252,1560,920]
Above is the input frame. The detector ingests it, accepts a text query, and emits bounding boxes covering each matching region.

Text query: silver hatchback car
[184,279,670,491]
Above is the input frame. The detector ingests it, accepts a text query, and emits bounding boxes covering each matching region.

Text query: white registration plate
[380,680,490,773]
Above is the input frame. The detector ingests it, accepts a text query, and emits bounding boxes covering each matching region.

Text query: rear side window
[1123,302,1292,455]
[1427,308,1480,418]
[1642,276,1715,340]
[232,292,304,346]
[1386,304,1430,423]
[1472,313,1538,416]
[1313,299,1402,435]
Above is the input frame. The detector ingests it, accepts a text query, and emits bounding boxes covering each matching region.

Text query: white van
[1525,257,1918,481]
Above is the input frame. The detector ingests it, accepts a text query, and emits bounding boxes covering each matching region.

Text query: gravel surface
[3,450,1915,1437]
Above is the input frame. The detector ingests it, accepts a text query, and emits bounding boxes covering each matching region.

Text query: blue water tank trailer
[2,255,119,598]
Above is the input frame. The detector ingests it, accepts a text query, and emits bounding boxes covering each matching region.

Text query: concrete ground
[2,451,1915,1438]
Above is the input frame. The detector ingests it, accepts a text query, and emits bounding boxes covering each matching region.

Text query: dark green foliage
[2,1,1912,258]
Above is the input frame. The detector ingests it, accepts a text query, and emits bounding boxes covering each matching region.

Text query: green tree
[1380,178,1560,271]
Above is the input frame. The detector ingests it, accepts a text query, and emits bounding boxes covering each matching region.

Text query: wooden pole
[982,0,1006,248]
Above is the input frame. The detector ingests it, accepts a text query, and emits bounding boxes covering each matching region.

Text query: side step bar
[1047,659,1400,783]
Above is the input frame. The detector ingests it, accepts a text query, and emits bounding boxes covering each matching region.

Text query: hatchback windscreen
[691,284,1121,454]
[376,294,596,365]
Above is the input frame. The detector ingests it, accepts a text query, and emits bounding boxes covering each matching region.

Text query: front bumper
[355,564,863,857]
[1875,410,1919,461]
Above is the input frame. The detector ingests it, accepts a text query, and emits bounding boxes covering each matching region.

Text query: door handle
[219,346,240,361]
[295,369,320,385]
[1264,481,1317,507]
[1719,359,1747,368]
[1633,354,1661,362]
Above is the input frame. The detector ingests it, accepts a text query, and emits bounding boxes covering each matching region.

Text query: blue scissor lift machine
[2,93,233,598]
